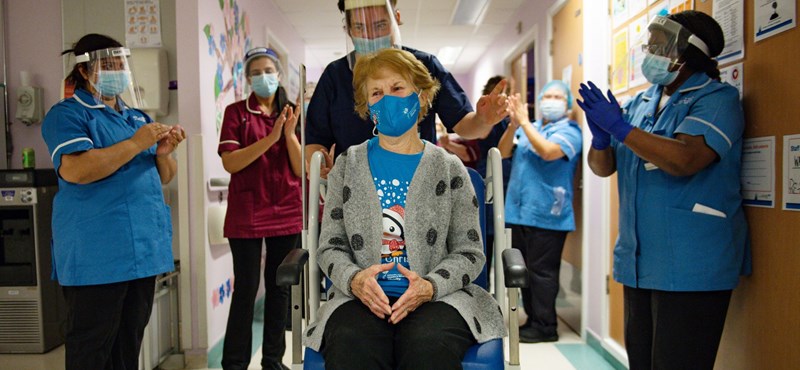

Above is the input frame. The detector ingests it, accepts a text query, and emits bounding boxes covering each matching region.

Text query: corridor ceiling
[274,0,527,73]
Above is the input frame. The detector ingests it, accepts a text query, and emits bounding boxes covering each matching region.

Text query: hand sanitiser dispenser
[126,48,169,118]
[15,71,43,125]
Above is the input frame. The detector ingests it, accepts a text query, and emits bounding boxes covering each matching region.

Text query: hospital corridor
[0,0,798,369]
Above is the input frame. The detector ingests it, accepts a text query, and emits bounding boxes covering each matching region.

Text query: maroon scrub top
[218,93,302,238]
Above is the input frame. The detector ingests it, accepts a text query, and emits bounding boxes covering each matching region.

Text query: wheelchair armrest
[502,248,528,288]
[277,248,309,286]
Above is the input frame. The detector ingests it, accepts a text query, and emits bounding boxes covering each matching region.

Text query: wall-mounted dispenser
[15,71,43,125]
[127,48,168,118]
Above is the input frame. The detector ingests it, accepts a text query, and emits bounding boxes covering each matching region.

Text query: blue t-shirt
[306,47,473,157]
[367,138,423,297]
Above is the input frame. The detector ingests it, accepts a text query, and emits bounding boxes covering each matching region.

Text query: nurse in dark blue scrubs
[306,0,510,174]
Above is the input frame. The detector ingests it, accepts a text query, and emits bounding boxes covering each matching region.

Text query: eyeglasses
[346,20,391,38]
[641,43,668,56]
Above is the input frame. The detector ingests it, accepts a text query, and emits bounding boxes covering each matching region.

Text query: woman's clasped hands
[350,262,433,324]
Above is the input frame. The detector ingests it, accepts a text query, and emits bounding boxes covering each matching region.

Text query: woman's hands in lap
[350,263,434,323]
[389,264,433,324]
[351,263,394,319]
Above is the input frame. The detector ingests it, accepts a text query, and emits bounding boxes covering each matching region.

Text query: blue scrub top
[505,117,582,231]
[41,89,174,286]
[306,47,473,156]
[613,72,751,292]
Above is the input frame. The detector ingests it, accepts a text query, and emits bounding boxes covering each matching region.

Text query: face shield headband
[642,16,710,64]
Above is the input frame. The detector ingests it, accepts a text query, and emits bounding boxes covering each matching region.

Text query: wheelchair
[277,148,527,369]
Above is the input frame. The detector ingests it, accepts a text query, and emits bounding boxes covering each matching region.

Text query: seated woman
[302,48,506,370]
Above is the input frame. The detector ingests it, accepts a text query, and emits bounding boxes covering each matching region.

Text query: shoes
[261,362,290,370]
[518,326,559,343]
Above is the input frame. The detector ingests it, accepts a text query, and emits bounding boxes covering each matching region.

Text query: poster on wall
[669,0,694,14]
[613,0,629,28]
[719,62,743,100]
[628,15,649,88]
[783,134,800,211]
[755,0,796,42]
[714,0,745,63]
[125,0,162,47]
[612,29,630,93]
[741,137,776,208]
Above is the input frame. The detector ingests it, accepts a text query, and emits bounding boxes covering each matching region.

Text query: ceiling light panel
[450,0,491,26]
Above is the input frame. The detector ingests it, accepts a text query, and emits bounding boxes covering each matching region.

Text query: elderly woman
[303,48,505,370]
[498,80,582,343]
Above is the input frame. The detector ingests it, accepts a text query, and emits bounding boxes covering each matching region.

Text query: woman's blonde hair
[352,48,440,121]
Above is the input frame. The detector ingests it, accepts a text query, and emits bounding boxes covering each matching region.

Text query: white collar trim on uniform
[246,94,263,115]
[679,77,712,94]
[73,92,130,111]
[73,93,104,109]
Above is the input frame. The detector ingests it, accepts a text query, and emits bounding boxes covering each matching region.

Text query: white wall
[5,0,63,169]
[462,0,559,105]
[580,0,612,345]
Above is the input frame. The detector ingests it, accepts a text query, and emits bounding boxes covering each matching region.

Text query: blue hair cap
[538,80,573,109]
[244,47,283,73]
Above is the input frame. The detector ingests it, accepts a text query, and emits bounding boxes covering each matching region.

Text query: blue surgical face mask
[369,92,420,137]
[641,54,679,86]
[92,70,131,97]
[251,73,279,97]
[352,35,392,55]
[540,99,567,121]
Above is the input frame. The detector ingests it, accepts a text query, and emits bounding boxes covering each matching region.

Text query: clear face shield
[636,15,712,86]
[76,47,142,108]
[342,0,402,69]
[642,15,711,67]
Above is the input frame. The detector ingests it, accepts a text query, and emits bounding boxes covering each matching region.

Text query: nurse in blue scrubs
[579,11,750,370]
[498,81,582,344]
[41,34,184,370]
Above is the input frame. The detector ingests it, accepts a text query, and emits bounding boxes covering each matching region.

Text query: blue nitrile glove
[585,114,611,150]
[577,81,633,143]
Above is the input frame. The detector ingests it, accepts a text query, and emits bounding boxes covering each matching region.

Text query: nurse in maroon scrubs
[217,47,302,370]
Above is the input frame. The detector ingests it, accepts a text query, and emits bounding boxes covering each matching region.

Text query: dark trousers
[510,224,567,336]
[624,286,732,370]
[62,276,156,370]
[322,299,475,370]
[222,234,299,370]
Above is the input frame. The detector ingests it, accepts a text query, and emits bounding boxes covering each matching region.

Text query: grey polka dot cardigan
[303,141,507,351]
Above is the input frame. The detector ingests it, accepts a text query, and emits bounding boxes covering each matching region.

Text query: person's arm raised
[453,79,510,139]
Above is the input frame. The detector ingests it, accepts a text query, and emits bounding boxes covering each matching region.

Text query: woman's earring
[373,125,378,136]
